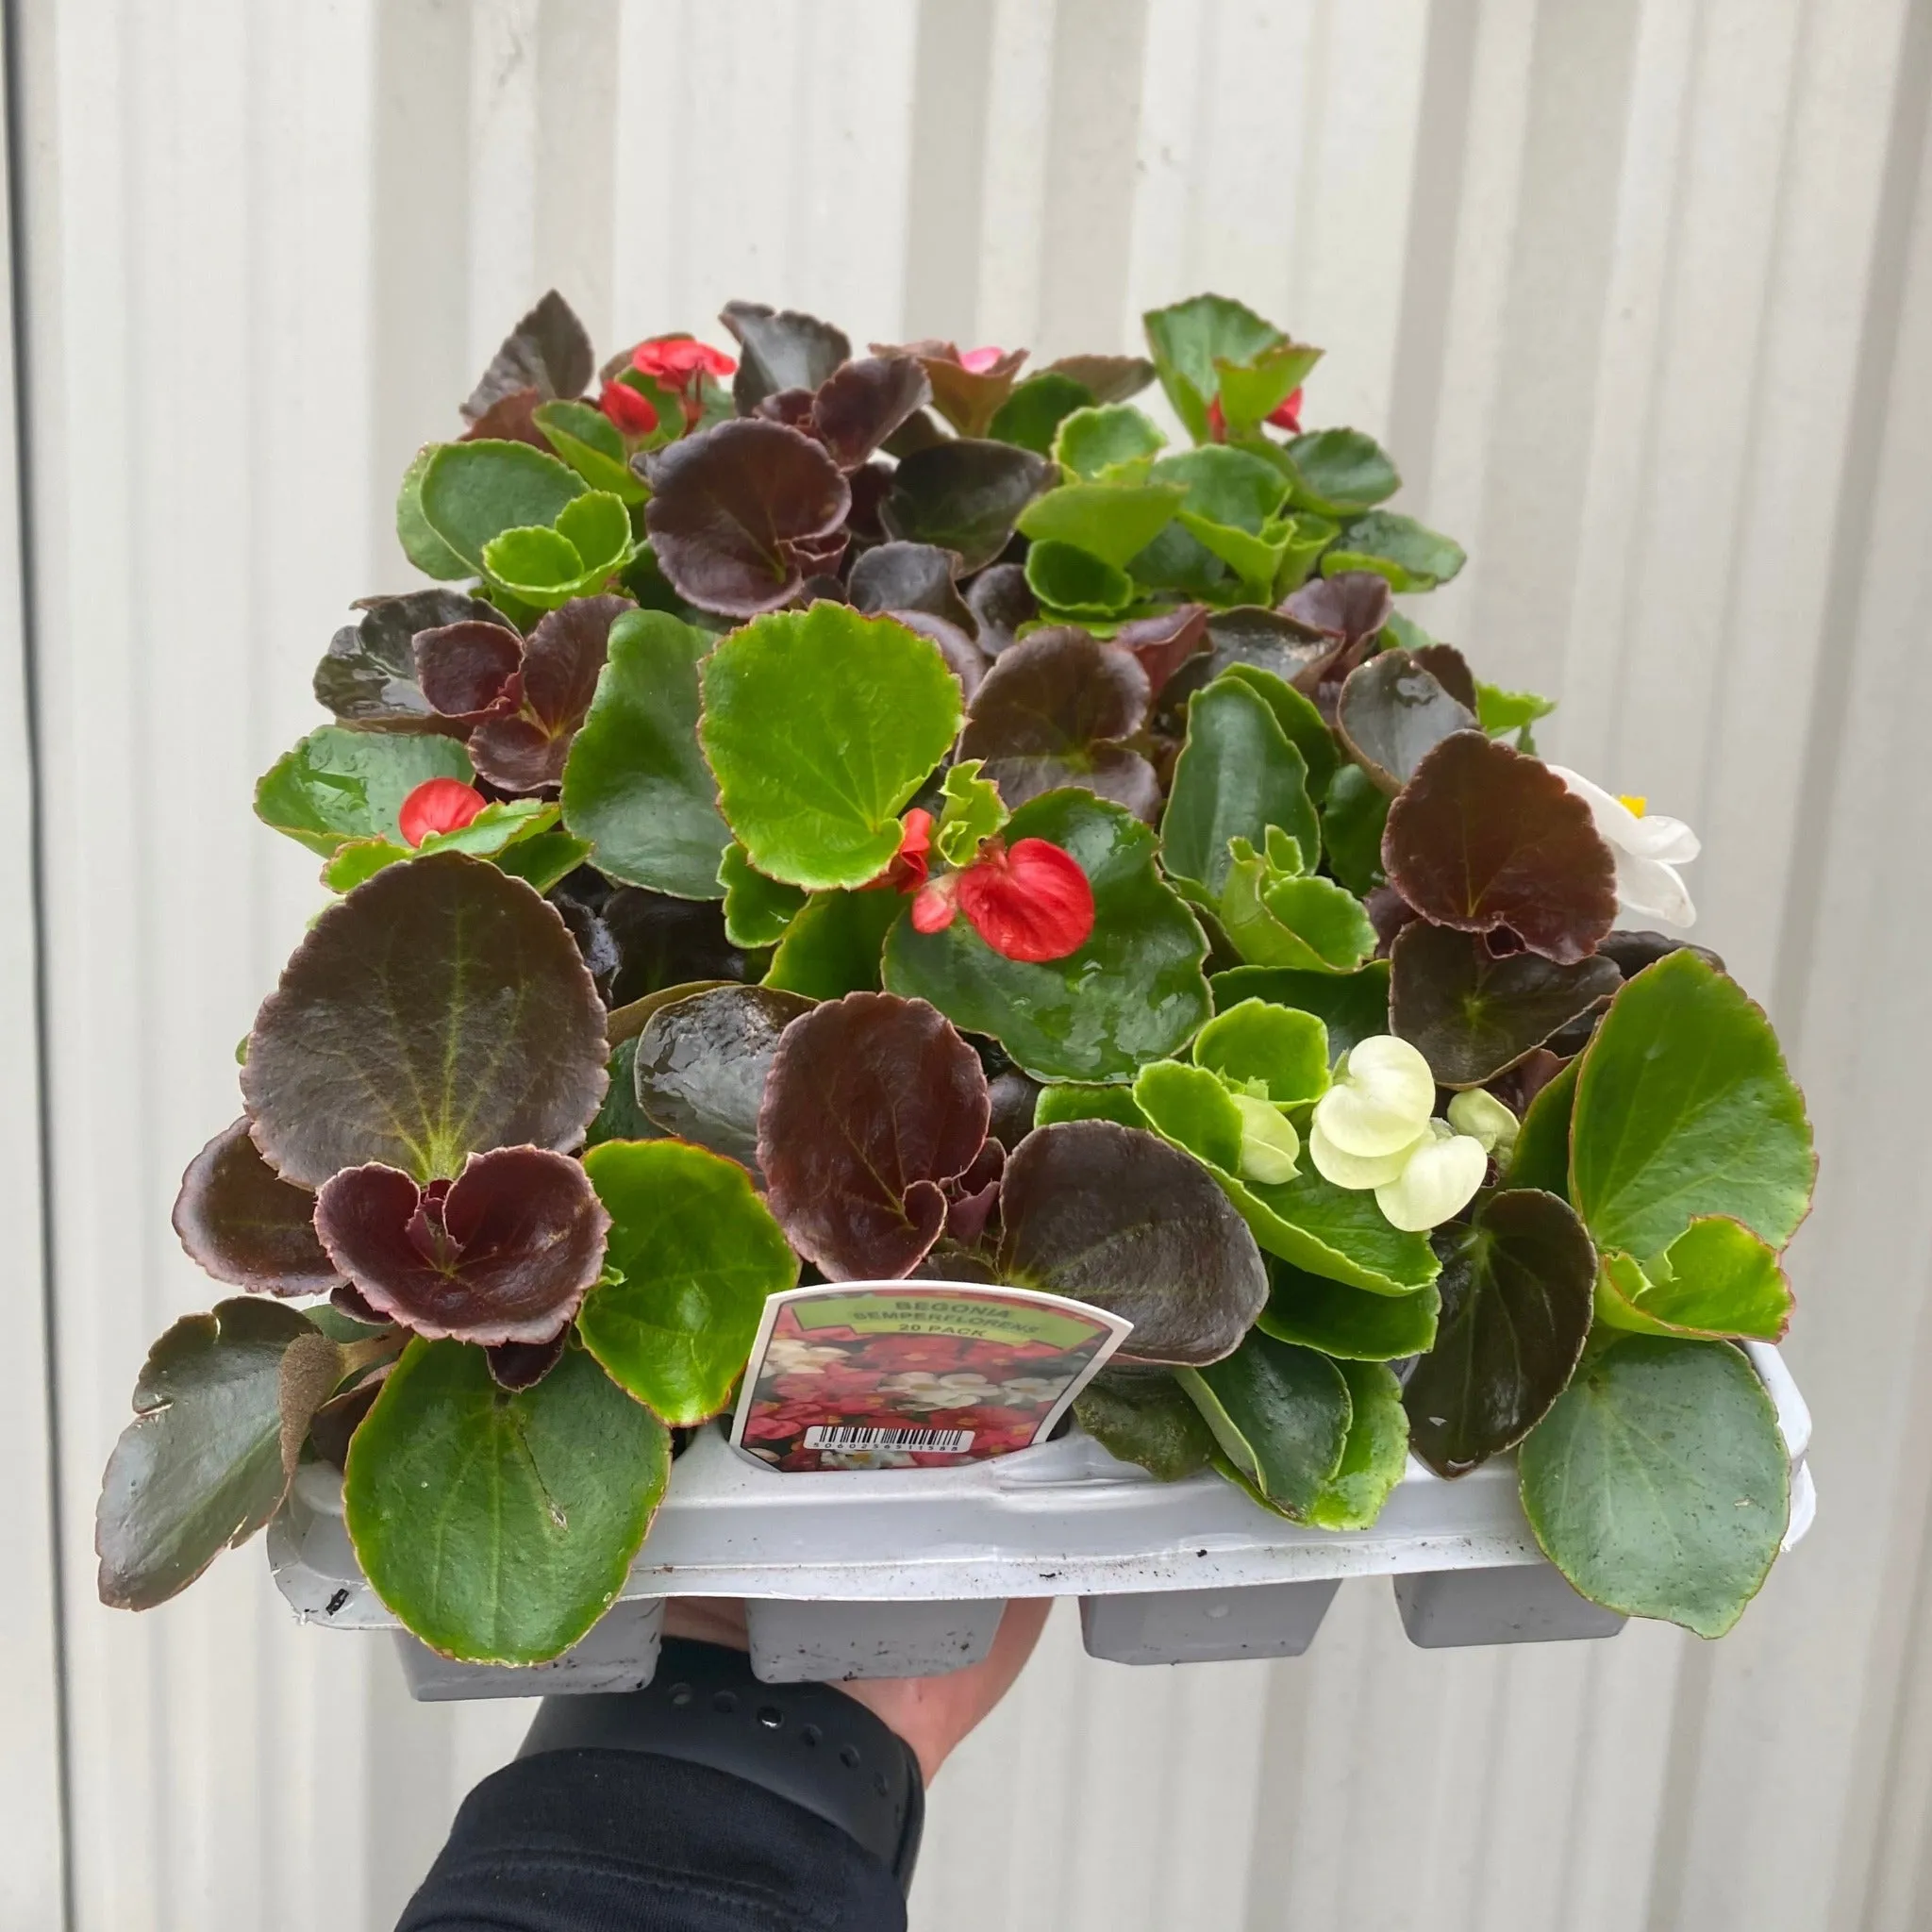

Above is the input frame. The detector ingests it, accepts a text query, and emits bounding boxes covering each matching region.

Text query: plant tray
[267,1343,1813,1698]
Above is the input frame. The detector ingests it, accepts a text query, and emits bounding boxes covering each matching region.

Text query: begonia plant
[95,289,1813,1664]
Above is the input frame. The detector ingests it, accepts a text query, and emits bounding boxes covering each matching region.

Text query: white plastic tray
[267,1342,1813,1694]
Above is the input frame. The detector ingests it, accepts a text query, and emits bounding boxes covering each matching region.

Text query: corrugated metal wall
[6,1,1932,1926]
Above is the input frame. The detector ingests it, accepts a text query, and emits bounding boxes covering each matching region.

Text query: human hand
[661,1596,1052,1783]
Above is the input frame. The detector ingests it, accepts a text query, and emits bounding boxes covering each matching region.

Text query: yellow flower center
[1617,792,1647,818]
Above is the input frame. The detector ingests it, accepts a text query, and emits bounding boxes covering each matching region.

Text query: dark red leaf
[1041,353,1156,405]
[891,609,988,699]
[467,593,630,792]
[459,386,550,449]
[1410,641,1478,710]
[173,1117,341,1297]
[462,290,593,424]
[1382,733,1619,966]
[846,541,974,633]
[314,590,499,733]
[957,839,1096,962]
[722,301,852,411]
[313,1148,609,1346]
[1113,604,1209,697]
[1336,650,1478,795]
[754,387,817,430]
[879,440,1053,573]
[758,991,991,1279]
[964,562,1037,652]
[413,619,524,723]
[875,340,1028,438]
[399,778,487,846]
[643,420,851,617]
[242,854,608,1187]
[633,983,815,1175]
[959,627,1158,819]
[487,1330,571,1391]
[1389,921,1624,1087]
[809,356,933,470]
[1281,570,1393,644]
[996,1121,1267,1367]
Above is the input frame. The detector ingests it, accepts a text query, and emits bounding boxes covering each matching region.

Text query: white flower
[764,1338,853,1376]
[1230,1091,1301,1185]
[1549,766,1700,926]
[1446,1088,1519,1162]
[880,1371,1006,1411]
[1309,1035,1487,1231]
[1000,1374,1075,1404]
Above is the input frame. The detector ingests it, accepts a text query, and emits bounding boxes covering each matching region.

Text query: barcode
[803,1424,975,1452]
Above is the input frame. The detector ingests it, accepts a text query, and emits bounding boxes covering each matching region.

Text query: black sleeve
[395,1746,909,1932]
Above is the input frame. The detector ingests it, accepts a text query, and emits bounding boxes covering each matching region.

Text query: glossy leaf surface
[1519,1337,1788,1638]
[1257,1260,1441,1359]
[1571,952,1813,1257]
[579,1140,798,1424]
[1209,963,1391,1061]
[313,589,496,730]
[1310,1358,1408,1530]
[419,440,586,571]
[759,993,990,1279]
[255,727,474,857]
[173,1117,340,1296]
[561,609,730,898]
[1179,1328,1351,1519]
[1402,1189,1596,1476]
[884,791,1211,1082]
[1382,733,1618,965]
[998,1120,1268,1365]
[1073,1372,1217,1480]
[1336,652,1477,795]
[879,440,1054,572]
[345,1340,669,1663]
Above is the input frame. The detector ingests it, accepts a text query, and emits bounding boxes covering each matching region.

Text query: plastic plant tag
[728,1281,1133,1471]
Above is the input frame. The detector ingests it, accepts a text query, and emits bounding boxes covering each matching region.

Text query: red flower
[864,808,931,894]
[631,336,737,387]
[599,379,658,436]
[1206,395,1228,443]
[1267,387,1304,433]
[398,778,486,848]
[958,345,1008,374]
[958,839,1094,961]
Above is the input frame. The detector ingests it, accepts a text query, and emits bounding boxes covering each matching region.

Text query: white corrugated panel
[8,2,1932,1927]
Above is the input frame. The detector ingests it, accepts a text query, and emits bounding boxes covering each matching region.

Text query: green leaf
[1402,1188,1596,1476]
[345,1339,670,1664]
[1309,1358,1407,1530]
[586,1037,661,1147]
[1210,961,1391,1060]
[1216,341,1321,437]
[1162,675,1319,895]
[1507,1055,1578,1196]
[763,889,901,998]
[718,841,807,948]
[480,525,588,602]
[1178,1328,1350,1519]
[935,758,1009,865]
[1476,680,1557,746]
[254,727,474,858]
[495,827,594,895]
[96,1300,341,1609]
[1024,540,1137,618]
[1150,446,1291,532]
[1142,294,1307,442]
[1570,952,1814,1257]
[1055,404,1166,479]
[1268,511,1340,597]
[700,604,962,891]
[1519,1336,1789,1638]
[579,1141,798,1424]
[1017,480,1187,568]
[1257,1260,1441,1359]
[1132,1058,1437,1293]
[987,371,1094,455]
[1192,998,1329,1105]
[242,854,608,1186]
[1283,428,1400,517]
[1218,835,1377,973]
[322,800,560,892]
[1321,762,1390,895]
[1074,1371,1216,1480]
[1175,513,1289,599]
[1213,662,1340,795]
[884,789,1212,1082]
[1593,1217,1793,1342]
[557,491,633,573]
[1033,1083,1152,1131]
[397,446,474,579]
[562,609,731,899]
[534,398,647,503]
[1324,510,1466,591]
[419,439,587,572]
